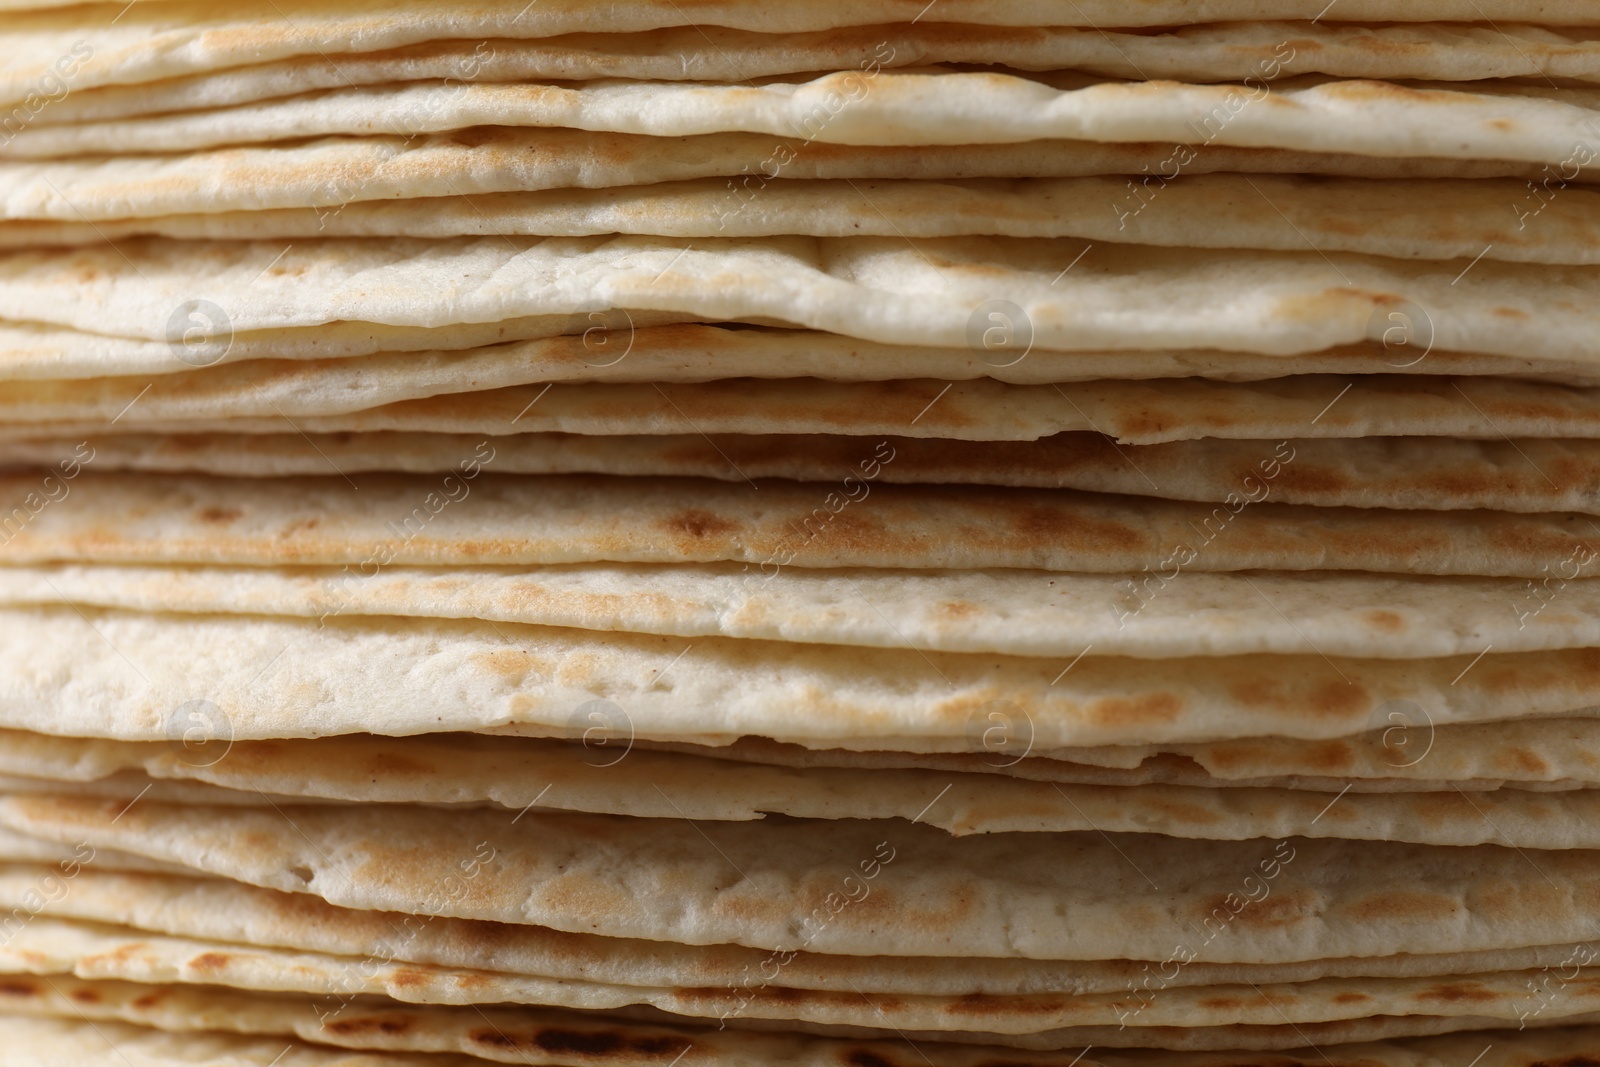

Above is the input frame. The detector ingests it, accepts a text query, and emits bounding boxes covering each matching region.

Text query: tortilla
[2,236,1591,363]
[9,175,1597,266]
[7,601,1600,747]
[12,913,1600,1040]
[11,794,1600,966]
[2,562,1597,660]
[4,132,1591,228]
[633,721,1600,792]
[6,980,1597,1060]
[10,722,1600,845]
[9,74,1600,165]
[33,23,1600,131]
[36,374,1600,446]
[7,862,1600,997]
[14,428,1600,519]
[5,0,1597,107]
[0,470,1593,579]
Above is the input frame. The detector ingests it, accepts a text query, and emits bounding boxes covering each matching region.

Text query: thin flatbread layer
[10,915,1600,1040]
[0,1013,479,1067]
[3,236,1591,362]
[0,470,1593,579]
[5,324,1594,399]
[6,862,1600,996]
[10,724,1600,846]
[1,562,1596,660]
[12,794,1600,965]
[40,375,1600,445]
[10,983,1600,1063]
[5,132,1593,225]
[618,434,1600,514]
[0,312,697,381]
[16,326,1600,430]
[24,432,1600,516]
[630,720,1600,792]
[4,0,1598,98]
[7,74,1600,165]
[9,176,1598,266]
[32,23,1600,129]
[0,826,207,876]
[5,603,1600,746]
[19,717,1600,796]
[5,0,1597,19]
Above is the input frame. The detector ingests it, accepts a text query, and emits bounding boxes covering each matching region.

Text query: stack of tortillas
[1,2,1600,1065]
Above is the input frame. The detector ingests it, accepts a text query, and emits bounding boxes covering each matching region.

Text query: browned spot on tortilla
[469,649,534,685]
[1364,610,1405,633]
[1502,747,1551,775]
[325,1016,412,1037]
[1089,692,1184,728]
[662,508,739,540]
[532,1028,689,1057]
[1418,981,1498,1004]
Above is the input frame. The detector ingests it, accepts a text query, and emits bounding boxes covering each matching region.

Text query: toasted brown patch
[325,1016,412,1037]
[1417,981,1498,1004]
[1088,691,1184,728]
[532,1028,689,1058]
[661,508,739,540]
[1363,610,1405,633]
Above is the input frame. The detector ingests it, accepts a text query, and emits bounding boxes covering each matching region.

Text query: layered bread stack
[1,2,1599,1065]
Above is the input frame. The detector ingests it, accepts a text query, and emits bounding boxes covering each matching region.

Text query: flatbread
[0,313,701,382]
[5,0,1597,101]
[636,720,1600,792]
[15,430,1600,520]
[17,710,1600,797]
[8,982,1599,1062]
[15,324,1600,434]
[2,562,1597,660]
[4,132,1591,226]
[10,914,1600,1041]
[3,326,1593,407]
[5,863,1596,996]
[37,375,1600,445]
[0,1013,475,1067]
[32,23,1600,130]
[10,794,1600,965]
[10,723,1600,846]
[0,825,207,876]
[0,470,1593,579]
[2,236,1591,362]
[6,603,1600,746]
[8,74,1600,164]
[9,175,1598,265]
